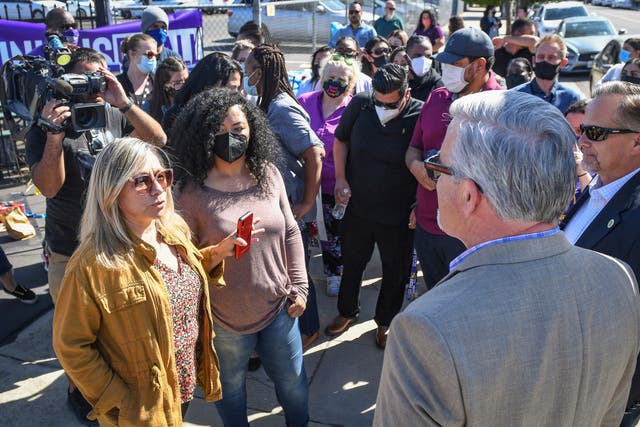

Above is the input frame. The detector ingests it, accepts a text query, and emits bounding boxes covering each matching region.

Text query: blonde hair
[319,55,359,95]
[120,33,156,55]
[535,34,567,59]
[78,137,190,269]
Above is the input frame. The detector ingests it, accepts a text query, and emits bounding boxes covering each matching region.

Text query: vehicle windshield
[544,6,588,20]
[565,20,615,37]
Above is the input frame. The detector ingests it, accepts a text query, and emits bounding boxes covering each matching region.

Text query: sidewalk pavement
[0,8,509,426]
[0,178,425,427]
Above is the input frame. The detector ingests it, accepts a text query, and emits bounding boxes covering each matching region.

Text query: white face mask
[441,63,469,94]
[375,105,400,125]
[411,56,432,78]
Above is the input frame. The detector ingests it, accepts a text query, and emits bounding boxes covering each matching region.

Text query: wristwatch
[119,98,134,113]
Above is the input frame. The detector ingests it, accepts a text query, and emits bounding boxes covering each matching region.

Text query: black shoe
[2,284,37,304]
[248,356,261,371]
[67,388,98,426]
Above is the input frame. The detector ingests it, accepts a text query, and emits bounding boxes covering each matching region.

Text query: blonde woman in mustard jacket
[53,138,247,426]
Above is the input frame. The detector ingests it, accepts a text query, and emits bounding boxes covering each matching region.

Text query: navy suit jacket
[561,169,640,407]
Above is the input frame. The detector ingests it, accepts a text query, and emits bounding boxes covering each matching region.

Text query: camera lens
[75,107,98,128]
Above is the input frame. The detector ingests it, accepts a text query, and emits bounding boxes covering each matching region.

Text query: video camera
[0,55,107,133]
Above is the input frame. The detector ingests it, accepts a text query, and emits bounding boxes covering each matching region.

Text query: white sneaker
[326,276,341,297]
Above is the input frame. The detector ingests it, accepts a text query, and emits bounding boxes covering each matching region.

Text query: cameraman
[25,48,166,423]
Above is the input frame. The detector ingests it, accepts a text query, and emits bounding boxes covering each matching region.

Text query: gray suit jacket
[374,232,640,427]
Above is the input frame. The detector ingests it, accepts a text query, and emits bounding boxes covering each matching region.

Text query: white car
[0,0,66,20]
[533,1,589,36]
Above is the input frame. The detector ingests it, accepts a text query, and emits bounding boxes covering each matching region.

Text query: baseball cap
[435,28,494,64]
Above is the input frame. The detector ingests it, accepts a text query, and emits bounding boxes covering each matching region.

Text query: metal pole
[312,0,317,53]
[253,0,261,28]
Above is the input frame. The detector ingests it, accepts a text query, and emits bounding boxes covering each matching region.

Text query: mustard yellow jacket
[53,223,224,426]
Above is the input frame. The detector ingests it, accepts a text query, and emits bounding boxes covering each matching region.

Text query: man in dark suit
[375,90,640,426]
[561,81,640,426]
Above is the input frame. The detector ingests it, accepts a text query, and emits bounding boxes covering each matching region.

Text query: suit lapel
[575,172,640,249]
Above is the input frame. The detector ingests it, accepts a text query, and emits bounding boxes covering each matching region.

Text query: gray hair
[447,90,576,223]
[592,81,640,132]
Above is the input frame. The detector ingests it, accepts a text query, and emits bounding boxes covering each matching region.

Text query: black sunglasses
[372,90,405,110]
[579,124,638,142]
[373,47,390,56]
[424,152,453,183]
[424,152,483,192]
[348,9,360,14]
[130,169,174,193]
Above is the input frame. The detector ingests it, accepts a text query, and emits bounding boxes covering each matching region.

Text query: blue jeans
[213,306,309,427]
[0,246,12,276]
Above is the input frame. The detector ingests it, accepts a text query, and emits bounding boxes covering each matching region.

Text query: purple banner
[0,10,203,72]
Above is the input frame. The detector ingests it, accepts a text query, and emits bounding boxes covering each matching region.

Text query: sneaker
[2,284,37,304]
[326,276,341,297]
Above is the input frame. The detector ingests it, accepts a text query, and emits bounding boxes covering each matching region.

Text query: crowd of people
[4,2,640,426]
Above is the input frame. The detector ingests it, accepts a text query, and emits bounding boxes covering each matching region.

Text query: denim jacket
[53,222,224,426]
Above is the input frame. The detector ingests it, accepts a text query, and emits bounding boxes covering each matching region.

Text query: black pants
[414,224,466,291]
[337,210,413,326]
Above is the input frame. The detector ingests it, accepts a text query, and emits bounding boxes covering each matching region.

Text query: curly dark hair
[170,88,280,194]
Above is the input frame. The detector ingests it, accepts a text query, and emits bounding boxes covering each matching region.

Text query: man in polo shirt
[511,34,583,113]
[561,81,640,426]
[374,0,404,38]
[329,1,377,48]
[405,27,503,292]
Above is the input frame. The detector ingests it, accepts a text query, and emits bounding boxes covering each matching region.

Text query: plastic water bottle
[332,188,350,220]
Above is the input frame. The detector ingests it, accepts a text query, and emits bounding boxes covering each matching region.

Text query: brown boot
[375,326,389,349]
[325,315,358,337]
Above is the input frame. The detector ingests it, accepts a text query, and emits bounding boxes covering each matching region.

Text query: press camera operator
[24,47,166,423]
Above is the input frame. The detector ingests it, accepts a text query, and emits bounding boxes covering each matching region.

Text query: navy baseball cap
[436,28,494,64]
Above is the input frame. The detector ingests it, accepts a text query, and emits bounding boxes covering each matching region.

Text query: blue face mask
[137,56,157,74]
[62,28,79,45]
[619,49,631,63]
[243,69,259,97]
[147,28,168,47]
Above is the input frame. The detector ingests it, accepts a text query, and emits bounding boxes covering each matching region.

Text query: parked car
[115,0,195,18]
[592,0,613,6]
[557,16,625,73]
[533,1,589,36]
[227,0,350,43]
[0,0,66,19]
[611,0,637,8]
[589,35,640,93]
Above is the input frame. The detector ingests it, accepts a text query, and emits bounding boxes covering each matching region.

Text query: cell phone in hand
[235,211,253,259]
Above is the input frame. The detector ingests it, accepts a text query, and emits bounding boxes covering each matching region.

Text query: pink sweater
[175,166,308,334]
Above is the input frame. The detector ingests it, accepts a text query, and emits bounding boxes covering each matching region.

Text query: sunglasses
[142,50,159,59]
[348,9,360,14]
[336,49,357,58]
[372,90,405,110]
[373,47,390,56]
[423,152,453,183]
[331,54,354,65]
[579,124,639,141]
[386,6,395,10]
[130,169,174,193]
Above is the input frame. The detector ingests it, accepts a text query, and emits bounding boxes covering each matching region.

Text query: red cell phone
[235,212,253,259]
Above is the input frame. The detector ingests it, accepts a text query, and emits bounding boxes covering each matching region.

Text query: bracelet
[578,172,589,177]
[119,98,134,113]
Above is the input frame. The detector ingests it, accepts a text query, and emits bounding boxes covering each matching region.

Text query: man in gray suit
[374,90,640,426]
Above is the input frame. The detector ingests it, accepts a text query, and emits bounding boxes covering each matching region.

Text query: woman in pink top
[298,54,358,297]
[172,88,309,427]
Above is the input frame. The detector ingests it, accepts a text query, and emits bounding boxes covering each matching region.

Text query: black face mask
[621,75,640,85]
[213,132,249,163]
[373,55,388,68]
[505,73,529,89]
[534,60,560,80]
